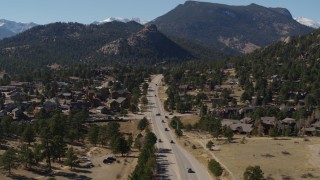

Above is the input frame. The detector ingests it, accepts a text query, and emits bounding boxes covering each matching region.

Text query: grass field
[180,131,320,180]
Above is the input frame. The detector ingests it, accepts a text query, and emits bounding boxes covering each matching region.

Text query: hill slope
[151,1,313,54]
[99,24,193,63]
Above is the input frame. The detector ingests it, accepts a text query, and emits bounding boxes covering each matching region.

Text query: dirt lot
[0,119,141,180]
[179,131,320,180]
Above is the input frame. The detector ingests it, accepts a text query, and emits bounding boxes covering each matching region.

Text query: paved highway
[146,74,212,180]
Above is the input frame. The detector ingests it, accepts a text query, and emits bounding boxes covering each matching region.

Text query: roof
[221,119,240,127]
[96,106,106,110]
[230,123,253,133]
[281,118,296,124]
[304,127,316,132]
[312,121,320,128]
[261,116,276,125]
[116,97,126,103]
[107,99,116,104]
[240,117,254,124]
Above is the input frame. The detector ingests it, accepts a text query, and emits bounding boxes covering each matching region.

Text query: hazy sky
[1,0,319,24]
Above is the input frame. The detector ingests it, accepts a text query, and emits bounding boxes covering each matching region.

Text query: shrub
[243,165,264,180]
[208,159,223,177]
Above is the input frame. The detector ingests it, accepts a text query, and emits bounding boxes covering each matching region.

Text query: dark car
[161,120,165,123]
[170,140,174,144]
[187,168,194,173]
[158,139,162,143]
[103,157,116,164]
[165,128,168,131]
[156,113,161,116]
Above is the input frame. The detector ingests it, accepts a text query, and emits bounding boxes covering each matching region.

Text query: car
[187,168,194,173]
[156,113,161,116]
[164,115,168,118]
[84,162,94,168]
[158,139,162,143]
[103,157,116,164]
[165,128,168,131]
[161,120,165,123]
[170,140,174,144]
[155,95,157,97]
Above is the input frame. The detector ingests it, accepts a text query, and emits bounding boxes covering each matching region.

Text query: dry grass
[179,115,200,125]
[182,132,320,180]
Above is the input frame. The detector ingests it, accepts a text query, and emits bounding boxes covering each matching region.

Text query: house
[96,106,110,114]
[261,116,277,134]
[106,99,119,111]
[116,97,128,109]
[230,123,253,134]
[43,99,58,112]
[4,103,18,112]
[12,108,23,119]
[70,101,88,111]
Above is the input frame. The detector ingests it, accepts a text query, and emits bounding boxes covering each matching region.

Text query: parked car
[103,157,116,164]
[156,113,161,116]
[170,140,174,144]
[165,128,168,131]
[161,120,165,123]
[158,139,162,143]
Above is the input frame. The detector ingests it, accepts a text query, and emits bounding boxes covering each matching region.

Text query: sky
[0,0,319,24]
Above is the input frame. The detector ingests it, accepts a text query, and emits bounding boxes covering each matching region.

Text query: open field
[179,131,320,180]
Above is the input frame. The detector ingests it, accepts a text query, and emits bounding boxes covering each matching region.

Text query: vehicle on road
[165,115,168,118]
[156,113,161,116]
[158,139,162,143]
[187,168,194,173]
[165,128,168,131]
[170,140,174,144]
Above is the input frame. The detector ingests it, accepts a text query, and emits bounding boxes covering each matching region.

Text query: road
[146,74,212,180]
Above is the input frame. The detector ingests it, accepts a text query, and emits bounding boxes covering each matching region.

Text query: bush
[243,165,264,180]
[208,159,223,177]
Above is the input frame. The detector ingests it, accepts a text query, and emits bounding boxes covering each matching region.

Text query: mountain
[0,21,144,73]
[0,21,220,74]
[93,17,148,25]
[151,1,313,54]
[0,19,37,39]
[99,24,193,62]
[295,17,320,29]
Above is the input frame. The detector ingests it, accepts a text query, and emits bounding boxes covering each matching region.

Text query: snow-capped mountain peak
[295,17,320,29]
[0,19,37,34]
[93,17,148,25]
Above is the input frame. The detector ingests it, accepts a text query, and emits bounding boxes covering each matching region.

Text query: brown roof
[261,116,276,126]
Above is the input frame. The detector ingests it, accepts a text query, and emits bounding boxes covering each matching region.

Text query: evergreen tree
[64,147,78,169]
[244,165,264,180]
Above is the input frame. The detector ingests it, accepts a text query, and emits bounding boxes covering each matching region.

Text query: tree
[208,159,223,177]
[21,125,35,145]
[268,127,278,138]
[175,129,183,137]
[243,165,264,180]
[64,147,78,169]
[51,136,67,162]
[224,126,234,143]
[0,148,17,176]
[19,144,35,168]
[206,140,214,150]
[88,125,99,146]
[137,117,149,131]
[112,136,130,156]
[1,116,12,136]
